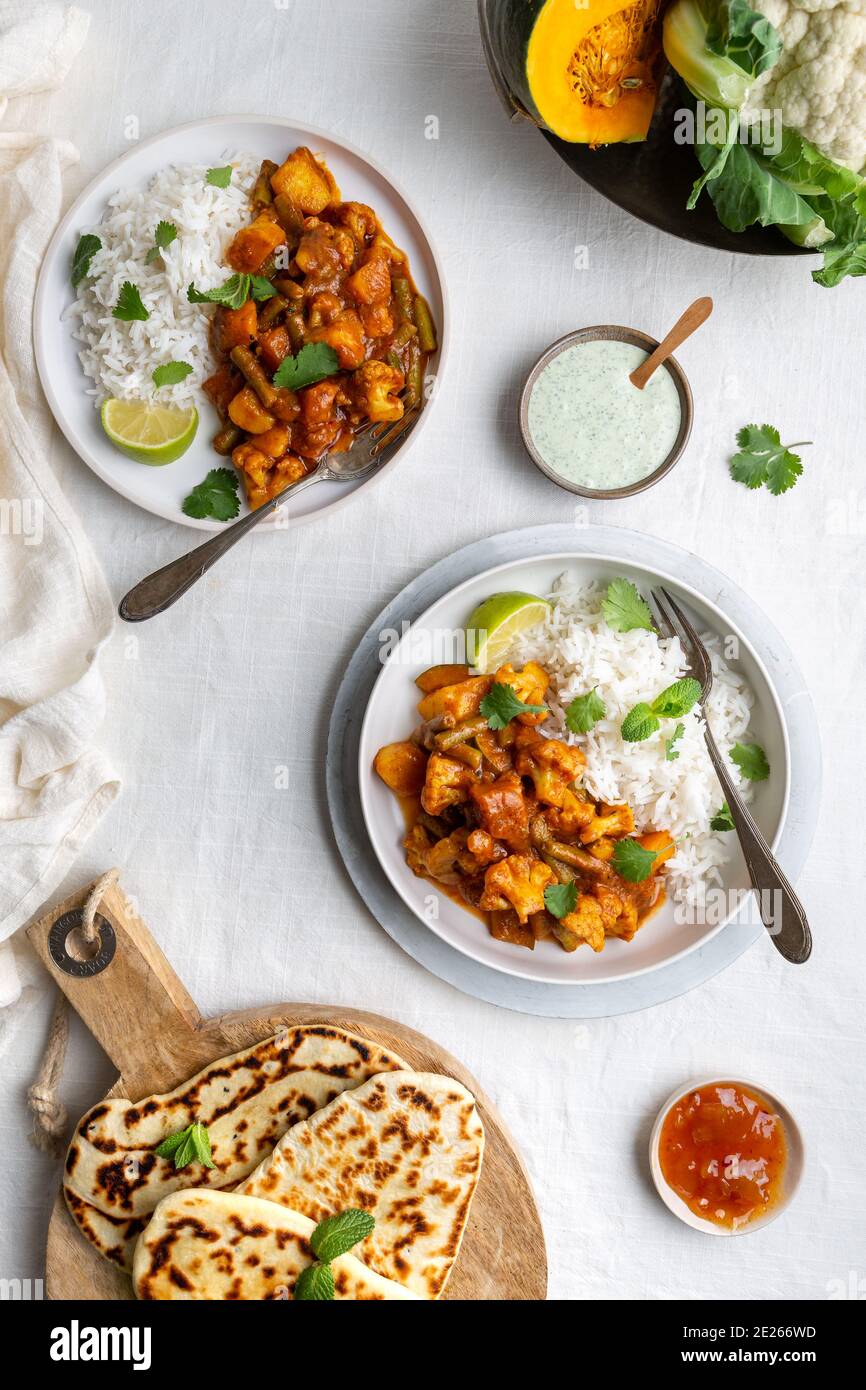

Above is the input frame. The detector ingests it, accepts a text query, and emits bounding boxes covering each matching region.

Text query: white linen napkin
[0,3,119,1006]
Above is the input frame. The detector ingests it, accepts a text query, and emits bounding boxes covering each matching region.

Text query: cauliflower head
[745,0,866,170]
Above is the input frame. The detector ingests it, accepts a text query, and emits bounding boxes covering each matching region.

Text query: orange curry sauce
[658,1082,787,1230]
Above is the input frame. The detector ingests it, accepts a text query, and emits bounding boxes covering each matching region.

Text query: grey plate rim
[326,523,821,1019]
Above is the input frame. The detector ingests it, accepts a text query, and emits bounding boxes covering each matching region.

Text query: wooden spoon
[629,296,713,390]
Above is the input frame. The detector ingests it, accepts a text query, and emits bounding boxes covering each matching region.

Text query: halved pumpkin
[488,0,665,145]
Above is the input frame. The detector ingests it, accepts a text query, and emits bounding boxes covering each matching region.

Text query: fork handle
[118,468,324,622]
[703,723,811,964]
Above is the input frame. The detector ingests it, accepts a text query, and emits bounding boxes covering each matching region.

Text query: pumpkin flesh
[526,0,664,144]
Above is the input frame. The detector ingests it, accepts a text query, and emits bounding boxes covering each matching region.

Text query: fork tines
[650,586,713,700]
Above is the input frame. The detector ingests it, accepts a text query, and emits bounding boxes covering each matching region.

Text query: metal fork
[650,586,811,965]
[118,401,421,622]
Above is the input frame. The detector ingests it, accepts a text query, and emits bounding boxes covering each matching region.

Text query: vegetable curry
[374,661,674,953]
[203,147,436,509]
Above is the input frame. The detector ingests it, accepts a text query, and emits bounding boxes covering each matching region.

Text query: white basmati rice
[508,576,757,909]
[67,154,261,409]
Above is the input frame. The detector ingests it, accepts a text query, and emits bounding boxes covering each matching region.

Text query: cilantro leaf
[620,702,661,742]
[71,233,101,286]
[182,468,241,522]
[310,1209,375,1263]
[480,682,547,730]
[544,882,578,919]
[294,1263,335,1301]
[612,838,660,884]
[272,341,340,391]
[766,450,804,496]
[188,273,251,309]
[155,1122,215,1171]
[711,801,736,831]
[730,741,770,782]
[665,722,686,761]
[154,219,177,248]
[651,677,702,719]
[152,360,193,388]
[602,578,654,633]
[206,165,233,188]
[729,424,810,496]
[145,220,177,264]
[564,687,605,735]
[729,450,770,490]
[112,281,149,321]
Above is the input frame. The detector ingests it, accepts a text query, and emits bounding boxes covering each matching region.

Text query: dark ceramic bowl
[477,0,806,257]
[518,325,694,499]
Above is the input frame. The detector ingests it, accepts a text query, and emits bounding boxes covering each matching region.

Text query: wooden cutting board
[28,878,547,1301]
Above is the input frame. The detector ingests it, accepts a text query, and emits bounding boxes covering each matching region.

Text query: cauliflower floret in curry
[479,854,556,924]
[350,360,405,423]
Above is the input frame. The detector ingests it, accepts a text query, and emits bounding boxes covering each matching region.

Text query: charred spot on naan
[95,1151,158,1211]
[64,1187,146,1269]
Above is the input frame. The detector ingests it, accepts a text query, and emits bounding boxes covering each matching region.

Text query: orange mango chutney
[658,1082,787,1230]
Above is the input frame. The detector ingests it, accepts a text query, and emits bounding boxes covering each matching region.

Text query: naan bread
[133,1190,420,1300]
[65,1025,407,1269]
[238,1070,484,1299]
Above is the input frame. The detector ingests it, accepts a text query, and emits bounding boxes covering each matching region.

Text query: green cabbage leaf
[664,0,866,285]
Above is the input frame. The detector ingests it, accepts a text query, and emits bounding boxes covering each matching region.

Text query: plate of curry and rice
[34,116,446,530]
[357,551,797,987]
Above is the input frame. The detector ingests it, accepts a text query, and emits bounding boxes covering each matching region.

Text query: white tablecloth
[3,0,864,1301]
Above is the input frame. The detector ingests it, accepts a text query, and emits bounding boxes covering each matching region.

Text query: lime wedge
[465,591,551,672]
[101,398,198,465]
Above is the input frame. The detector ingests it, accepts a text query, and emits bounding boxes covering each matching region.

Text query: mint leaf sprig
[621,677,702,743]
[621,702,661,743]
[294,1209,376,1301]
[155,1121,215,1171]
[188,273,274,309]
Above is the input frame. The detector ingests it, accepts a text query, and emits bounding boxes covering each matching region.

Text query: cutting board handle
[27,875,204,1097]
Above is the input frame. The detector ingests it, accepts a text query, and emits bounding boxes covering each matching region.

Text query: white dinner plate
[35,115,447,531]
[358,552,790,987]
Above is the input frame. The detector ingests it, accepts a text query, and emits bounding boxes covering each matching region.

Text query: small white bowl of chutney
[519,325,693,499]
[649,1077,805,1236]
